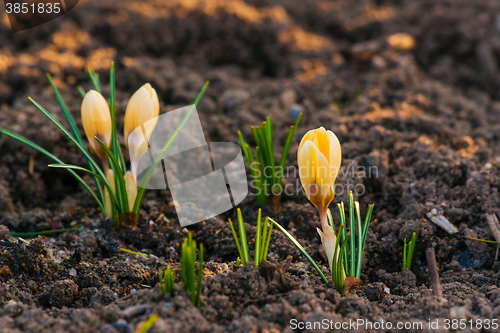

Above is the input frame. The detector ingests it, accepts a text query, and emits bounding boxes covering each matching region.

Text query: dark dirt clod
[39,279,78,308]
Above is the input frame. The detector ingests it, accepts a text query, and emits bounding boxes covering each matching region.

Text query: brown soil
[2,0,500,332]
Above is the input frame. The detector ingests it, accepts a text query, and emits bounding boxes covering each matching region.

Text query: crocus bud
[124,171,137,212]
[298,127,342,274]
[81,90,112,161]
[124,83,160,176]
[298,127,341,226]
[104,169,115,217]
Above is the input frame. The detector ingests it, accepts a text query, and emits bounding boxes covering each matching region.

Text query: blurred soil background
[2,0,500,332]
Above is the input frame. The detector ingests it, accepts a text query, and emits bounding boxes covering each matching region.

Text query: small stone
[123,304,151,318]
[280,89,296,111]
[291,104,303,119]
[0,266,11,277]
[0,300,22,317]
[69,268,77,276]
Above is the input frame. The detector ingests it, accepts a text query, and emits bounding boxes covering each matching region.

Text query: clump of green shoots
[0,64,208,229]
[402,232,416,271]
[273,192,374,296]
[238,114,302,212]
[228,208,273,267]
[330,224,351,296]
[337,192,374,280]
[158,266,175,297]
[181,232,204,308]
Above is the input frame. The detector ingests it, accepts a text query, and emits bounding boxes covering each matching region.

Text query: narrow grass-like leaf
[95,137,128,213]
[260,216,269,263]
[464,236,500,244]
[87,68,101,93]
[271,219,328,284]
[48,164,119,214]
[337,202,348,274]
[109,62,126,173]
[348,192,355,277]
[138,314,160,333]
[403,232,416,270]
[0,127,104,211]
[265,117,276,187]
[228,218,245,266]
[237,208,250,264]
[254,209,262,267]
[354,201,362,279]
[46,74,105,203]
[337,233,350,294]
[120,248,148,257]
[166,266,175,297]
[331,224,344,287]
[279,113,302,172]
[238,131,266,205]
[28,98,108,182]
[46,74,85,147]
[133,82,209,215]
[77,86,86,98]
[361,204,374,246]
[261,217,273,262]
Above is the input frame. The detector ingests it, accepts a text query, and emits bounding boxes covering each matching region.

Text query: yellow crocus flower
[124,83,160,176]
[298,127,342,272]
[81,90,112,170]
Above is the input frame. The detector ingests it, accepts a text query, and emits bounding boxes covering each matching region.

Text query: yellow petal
[327,130,342,182]
[124,85,160,149]
[298,129,317,162]
[81,90,112,158]
[124,171,137,211]
[298,140,315,191]
[315,127,330,159]
[298,140,333,209]
[142,83,160,116]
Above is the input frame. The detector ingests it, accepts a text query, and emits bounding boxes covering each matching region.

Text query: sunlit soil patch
[345,3,396,31]
[279,27,331,52]
[52,29,91,51]
[298,59,328,82]
[0,51,16,73]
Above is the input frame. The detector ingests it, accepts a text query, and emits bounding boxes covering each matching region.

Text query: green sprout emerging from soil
[274,126,375,296]
[0,64,208,229]
[158,232,203,307]
[337,192,374,280]
[228,208,273,267]
[181,232,204,308]
[330,224,350,296]
[159,266,175,298]
[402,232,416,271]
[238,114,302,212]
